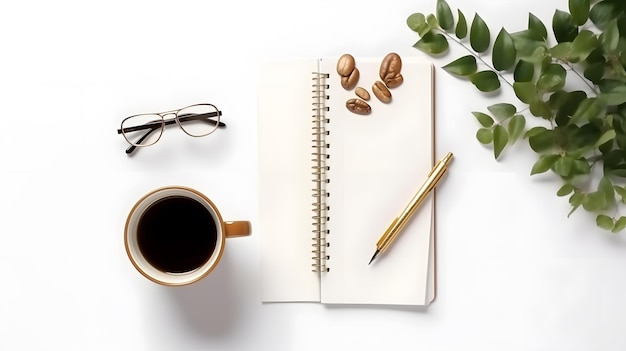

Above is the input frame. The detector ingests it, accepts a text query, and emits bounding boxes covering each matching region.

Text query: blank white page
[258,59,321,302]
[320,57,435,305]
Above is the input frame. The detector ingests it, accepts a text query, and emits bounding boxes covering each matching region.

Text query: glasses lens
[120,114,164,146]
[176,104,220,137]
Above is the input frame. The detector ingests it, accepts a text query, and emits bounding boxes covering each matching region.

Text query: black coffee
[137,196,217,273]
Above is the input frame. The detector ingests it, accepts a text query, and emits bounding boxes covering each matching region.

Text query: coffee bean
[346,98,371,115]
[355,87,370,101]
[372,81,392,103]
[379,53,403,88]
[336,54,356,77]
[384,74,403,88]
[340,67,359,90]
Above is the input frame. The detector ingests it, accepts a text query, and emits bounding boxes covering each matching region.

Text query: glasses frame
[117,103,225,154]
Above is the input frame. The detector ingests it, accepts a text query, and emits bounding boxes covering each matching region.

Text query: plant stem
[437,29,514,89]
[563,62,598,96]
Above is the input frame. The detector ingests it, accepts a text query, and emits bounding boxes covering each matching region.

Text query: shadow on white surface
[116,129,233,172]
[324,303,431,313]
[165,253,241,336]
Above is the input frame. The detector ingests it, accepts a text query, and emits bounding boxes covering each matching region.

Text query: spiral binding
[311,71,330,273]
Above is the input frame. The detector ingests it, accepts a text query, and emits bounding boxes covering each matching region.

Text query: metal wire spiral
[311,71,330,273]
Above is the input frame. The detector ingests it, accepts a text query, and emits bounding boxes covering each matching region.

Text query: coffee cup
[124,186,251,286]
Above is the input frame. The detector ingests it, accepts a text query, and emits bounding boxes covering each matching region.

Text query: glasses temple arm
[125,125,161,154]
[177,111,225,127]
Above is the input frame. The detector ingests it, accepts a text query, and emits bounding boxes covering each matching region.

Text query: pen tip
[368,250,380,265]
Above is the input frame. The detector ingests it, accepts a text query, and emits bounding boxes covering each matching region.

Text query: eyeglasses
[117,103,225,154]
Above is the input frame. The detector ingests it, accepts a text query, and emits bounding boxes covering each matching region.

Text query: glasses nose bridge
[159,110,178,118]
[159,110,183,128]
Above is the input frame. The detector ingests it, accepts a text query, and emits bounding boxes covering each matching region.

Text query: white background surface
[1,0,625,350]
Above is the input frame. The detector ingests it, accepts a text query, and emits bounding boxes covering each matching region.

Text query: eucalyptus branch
[437,29,514,89]
[408,0,626,232]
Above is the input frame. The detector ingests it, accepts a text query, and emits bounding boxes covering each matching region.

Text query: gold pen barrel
[376,152,453,255]
[377,176,435,253]
[377,217,399,252]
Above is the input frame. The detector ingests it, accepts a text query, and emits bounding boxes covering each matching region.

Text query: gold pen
[369,152,453,264]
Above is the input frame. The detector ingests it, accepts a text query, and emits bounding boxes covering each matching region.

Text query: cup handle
[224,221,251,238]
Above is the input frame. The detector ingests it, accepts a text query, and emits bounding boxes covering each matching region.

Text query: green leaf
[536,64,567,93]
[586,48,605,64]
[619,38,626,66]
[589,1,617,27]
[599,85,626,106]
[525,126,548,138]
[514,60,535,82]
[570,160,592,177]
[549,42,573,59]
[572,157,591,175]
[512,32,547,60]
[531,154,560,175]
[513,82,537,103]
[599,134,614,154]
[552,91,587,122]
[470,71,500,92]
[442,55,477,76]
[612,130,626,149]
[584,62,605,84]
[569,0,590,26]
[413,31,449,55]
[492,28,516,71]
[552,9,578,43]
[612,216,626,232]
[583,191,607,212]
[508,115,526,143]
[599,79,624,94]
[614,186,626,202]
[557,183,575,196]
[528,13,548,41]
[596,214,614,230]
[554,156,575,177]
[595,129,616,147]
[570,30,599,60]
[612,62,626,79]
[493,125,508,159]
[426,14,439,28]
[527,46,548,63]
[610,167,626,178]
[601,19,620,53]
[529,99,552,119]
[565,124,601,153]
[407,13,430,36]
[548,90,568,109]
[472,112,494,127]
[487,103,516,119]
[568,191,584,217]
[528,127,554,152]
[436,0,454,31]
[570,97,605,125]
[603,150,622,168]
[599,176,615,205]
[476,128,493,144]
[456,10,468,39]
[470,13,491,53]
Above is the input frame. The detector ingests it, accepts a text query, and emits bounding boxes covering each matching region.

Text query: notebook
[257,56,436,305]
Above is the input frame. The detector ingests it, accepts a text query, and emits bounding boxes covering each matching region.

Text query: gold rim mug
[124,186,251,286]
